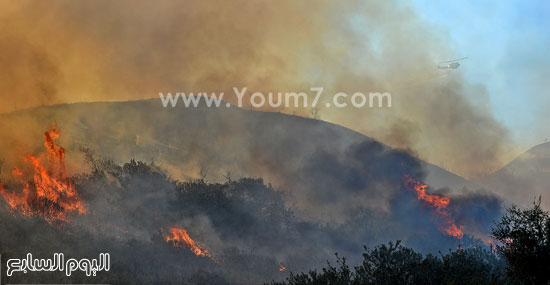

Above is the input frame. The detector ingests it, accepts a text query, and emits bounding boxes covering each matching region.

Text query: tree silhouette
[274,241,506,285]
[492,197,550,284]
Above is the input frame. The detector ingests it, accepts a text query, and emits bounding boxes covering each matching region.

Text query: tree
[355,241,426,284]
[492,197,550,284]
[309,108,320,120]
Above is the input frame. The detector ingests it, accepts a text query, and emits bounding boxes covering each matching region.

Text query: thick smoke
[0,101,506,283]
[0,146,503,283]
[0,155,502,283]
[0,100,505,228]
[0,0,514,178]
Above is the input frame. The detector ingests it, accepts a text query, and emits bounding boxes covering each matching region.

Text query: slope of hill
[0,99,481,190]
[0,99,501,245]
[480,142,550,208]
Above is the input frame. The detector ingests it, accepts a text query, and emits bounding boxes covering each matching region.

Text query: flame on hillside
[11,167,23,176]
[0,125,86,222]
[403,175,463,238]
[164,227,219,263]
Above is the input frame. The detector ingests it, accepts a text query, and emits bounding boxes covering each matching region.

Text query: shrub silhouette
[273,241,506,285]
[492,197,550,284]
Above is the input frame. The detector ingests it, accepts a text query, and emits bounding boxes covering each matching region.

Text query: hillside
[0,99,481,192]
[480,142,550,208]
[0,99,501,242]
[0,99,507,282]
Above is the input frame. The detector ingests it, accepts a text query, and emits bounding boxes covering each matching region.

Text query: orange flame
[11,167,23,176]
[164,227,217,262]
[0,125,86,222]
[403,175,463,238]
[279,262,287,272]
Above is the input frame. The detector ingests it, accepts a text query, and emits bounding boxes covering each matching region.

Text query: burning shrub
[0,125,86,222]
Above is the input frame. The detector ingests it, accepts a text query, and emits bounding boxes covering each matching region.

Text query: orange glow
[164,227,217,262]
[11,167,23,176]
[403,175,463,239]
[0,125,86,222]
[279,262,287,272]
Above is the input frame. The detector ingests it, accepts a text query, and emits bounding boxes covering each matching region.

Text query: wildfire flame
[0,125,86,222]
[11,167,23,176]
[164,227,218,262]
[279,262,287,272]
[403,175,463,239]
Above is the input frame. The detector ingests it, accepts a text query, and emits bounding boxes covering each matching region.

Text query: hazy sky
[411,0,550,149]
[1,0,547,177]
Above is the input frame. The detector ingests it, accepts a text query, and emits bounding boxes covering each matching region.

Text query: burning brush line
[0,125,221,264]
[0,125,86,222]
[164,227,219,263]
[403,174,464,239]
[0,124,467,276]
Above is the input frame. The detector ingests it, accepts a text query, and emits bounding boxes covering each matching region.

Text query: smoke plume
[0,0,514,178]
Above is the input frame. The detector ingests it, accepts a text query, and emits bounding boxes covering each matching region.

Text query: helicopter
[437,57,467,69]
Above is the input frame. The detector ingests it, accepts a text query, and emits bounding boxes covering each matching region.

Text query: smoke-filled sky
[0,0,548,179]
[411,0,550,148]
